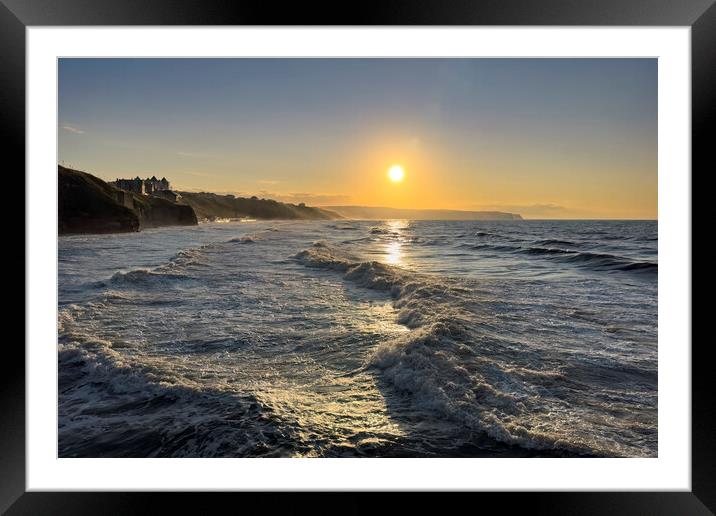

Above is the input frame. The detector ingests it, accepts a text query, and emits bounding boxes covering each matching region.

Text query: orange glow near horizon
[83,139,657,219]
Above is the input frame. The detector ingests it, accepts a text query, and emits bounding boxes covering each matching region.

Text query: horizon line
[58,164,656,221]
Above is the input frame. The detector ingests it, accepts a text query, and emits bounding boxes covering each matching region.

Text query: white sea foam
[294,242,656,457]
[228,234,259,243]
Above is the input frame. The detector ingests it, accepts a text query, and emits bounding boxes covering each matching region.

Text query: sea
[58,219,658,458]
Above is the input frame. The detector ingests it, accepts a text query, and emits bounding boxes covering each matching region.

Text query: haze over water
[58,219,657,457]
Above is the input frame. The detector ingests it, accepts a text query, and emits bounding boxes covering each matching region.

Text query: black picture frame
[4,0,712,513]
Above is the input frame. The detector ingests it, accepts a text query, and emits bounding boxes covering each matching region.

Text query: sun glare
[388,165,405,183]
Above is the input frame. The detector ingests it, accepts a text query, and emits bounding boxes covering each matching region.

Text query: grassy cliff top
[177,191,341,221]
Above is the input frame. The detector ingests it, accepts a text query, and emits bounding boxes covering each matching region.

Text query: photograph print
[58,58,657,458]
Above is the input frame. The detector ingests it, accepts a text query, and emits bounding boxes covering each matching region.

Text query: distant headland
[324,205,523,221]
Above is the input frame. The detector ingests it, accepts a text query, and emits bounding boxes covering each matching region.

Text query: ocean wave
[463,243,521,252]
[168,248,209,268]
[523,247,657,274]
[58,219,656,458]
[369,227,398,236]
[229,235,258,244]
[459,242,657,275]
[107,268,188,287]
[96,244,217,288]
[58,335,305,458]
[328,223,359,231]
[533,239,578,247]
[102,289,134,301]
[522,246,573,256]
[341,236,373,244]
[294,242,652,457]
[619,261,658,273]
[562,251,657,274]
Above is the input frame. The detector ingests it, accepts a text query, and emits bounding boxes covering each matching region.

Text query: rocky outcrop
[131,193,198,229]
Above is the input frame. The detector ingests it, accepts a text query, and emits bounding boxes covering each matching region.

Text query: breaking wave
[58,303,305,458]
[58,338,300,457]
[295,242,653,457]
[229,235,258,244]
[101,244,215,288]
[108,268,189,286]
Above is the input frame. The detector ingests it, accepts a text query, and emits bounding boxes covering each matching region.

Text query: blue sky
[59,58,657,218]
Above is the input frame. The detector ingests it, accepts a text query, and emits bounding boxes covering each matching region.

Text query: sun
[388,165,405,183]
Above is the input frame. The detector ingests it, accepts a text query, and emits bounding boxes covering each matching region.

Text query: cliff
[177,191,341,221]
[58,166,198,234]
[130,193,198,229]
[59,166,140,234]
[323,206,523,221]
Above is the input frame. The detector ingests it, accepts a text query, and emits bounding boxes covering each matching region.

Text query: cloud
[61,125,85,134]
[257,180,280,185]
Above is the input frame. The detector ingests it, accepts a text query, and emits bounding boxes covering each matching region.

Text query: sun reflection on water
[383,220,409,265]
[385,240,402,265]
[387,219,410,231]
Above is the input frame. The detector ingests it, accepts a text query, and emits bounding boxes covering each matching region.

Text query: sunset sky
[59,58,657,219]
